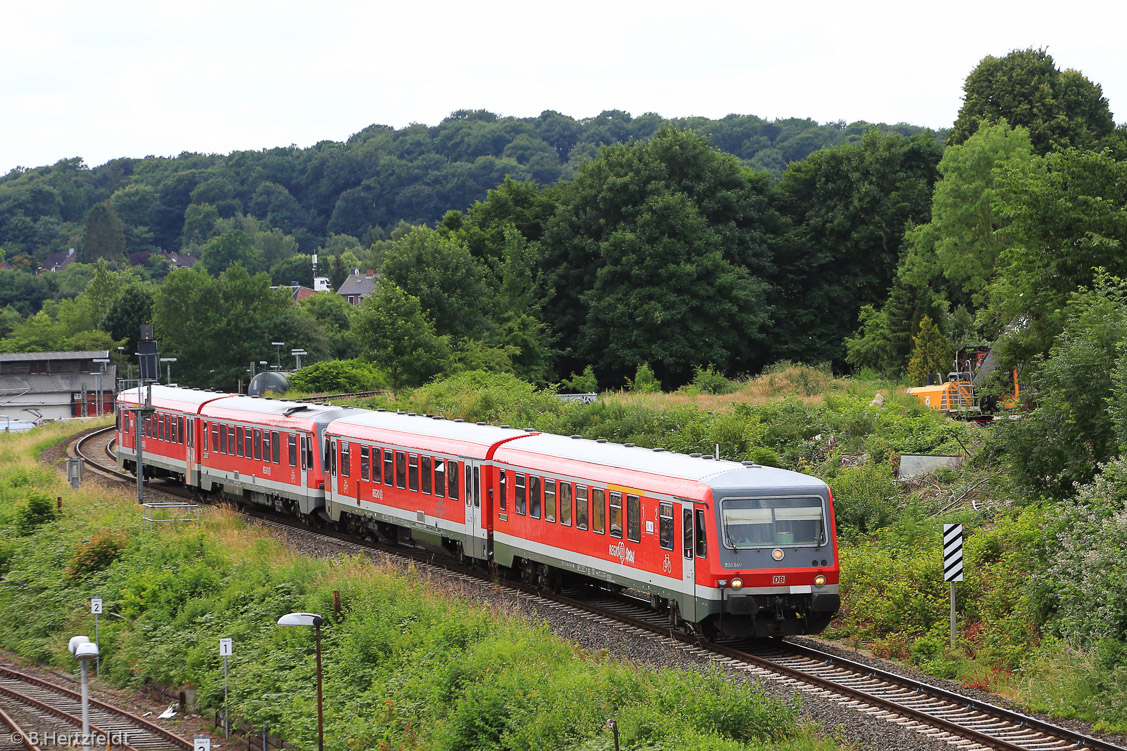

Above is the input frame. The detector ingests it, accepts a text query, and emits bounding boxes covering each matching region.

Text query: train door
[185,415,195,484]
[464,459,486,559]
[681,503,698,621]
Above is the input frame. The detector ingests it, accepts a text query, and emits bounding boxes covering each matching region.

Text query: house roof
[337,271,378,297]
[40,250,77,273]
[0,350,110,363]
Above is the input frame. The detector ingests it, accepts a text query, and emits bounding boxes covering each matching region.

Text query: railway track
[72,427,1127,751]
[0,665,189,751]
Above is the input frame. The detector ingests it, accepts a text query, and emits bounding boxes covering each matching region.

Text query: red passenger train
[117,386,839,638]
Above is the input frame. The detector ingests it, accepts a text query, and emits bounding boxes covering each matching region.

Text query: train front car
[705,463,839,638]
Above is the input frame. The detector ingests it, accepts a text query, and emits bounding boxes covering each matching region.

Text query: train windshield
[721,496,826,548]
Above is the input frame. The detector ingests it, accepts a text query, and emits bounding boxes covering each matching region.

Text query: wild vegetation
[3,45,1127,740]
[0,422,835,751]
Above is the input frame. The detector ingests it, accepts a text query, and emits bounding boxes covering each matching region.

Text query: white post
[950,581,956,648]
[220,638,233,739]
[80,659,91,751]
[91,597,102,677]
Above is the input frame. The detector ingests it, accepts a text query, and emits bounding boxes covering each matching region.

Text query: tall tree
[989,148,1127,365]
[352,284,449,389]
[82,201,126,262]
[949,48,1116,154]
[771,130,942,364]
[153,265,293,387]
[381,227,490,340]
[539,125,775,383]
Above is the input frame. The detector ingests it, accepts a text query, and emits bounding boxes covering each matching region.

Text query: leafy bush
[13,492,56,536]
[827,461,900,538]
[66,531,129,579]
[560,365,598,394]
[289,359,384,393]
[686,364,736,395]
[626,363,661,393]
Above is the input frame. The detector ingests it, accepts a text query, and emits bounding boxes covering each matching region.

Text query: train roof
[117,385,232,412]
[326,411,533,459]
[201,396,362,428]
[493,433,828,499]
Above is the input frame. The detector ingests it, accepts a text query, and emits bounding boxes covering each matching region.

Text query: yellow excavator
[905,347,1020,418]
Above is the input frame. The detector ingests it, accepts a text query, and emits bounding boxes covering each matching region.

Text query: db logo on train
[773,575,786,585]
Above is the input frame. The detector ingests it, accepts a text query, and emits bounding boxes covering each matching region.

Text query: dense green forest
[1,46,1124,394]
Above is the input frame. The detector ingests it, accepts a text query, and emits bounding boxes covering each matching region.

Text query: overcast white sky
[2,1,1124,176]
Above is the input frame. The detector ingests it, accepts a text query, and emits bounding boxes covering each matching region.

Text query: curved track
[0,665,189,751]
[75,427,1127,751]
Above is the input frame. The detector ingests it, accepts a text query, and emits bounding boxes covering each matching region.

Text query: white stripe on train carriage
[491,530,837,601]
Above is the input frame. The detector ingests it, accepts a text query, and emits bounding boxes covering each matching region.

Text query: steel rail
[0,667,191,751]
[0,704,43,751]
[0,682,140,751]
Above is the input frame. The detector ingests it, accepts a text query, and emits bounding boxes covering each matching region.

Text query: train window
[560,482,572,526]
[683,509,693,559]
[626,495,640,543]
[545,479,556,523]
[530,476,541,519]
[262,431,271,463]
[301,436,310,470]
[372,448,382,484]
[408,454,419,491]
[592,489,605,534]
[236,427,245,457]
[498,469,507,511]
[179,417,185,445]
[272,432,280,464]
[465,464,472,505]
[167,415,173,443]
[245,429,253,459]
[360,446,370,481]
[695,509,707,559]
[720,497,826,548]
[395,451,406,489]
[421,456,432,494]
[433,457,444,497]
[288,434,298,467]
[515,473,527,515]
[254,430,262,461]
[212,424,219,453]
[157,414,164,441]
[659,502,674,550]
[473,466,480,508]
[609,492,623,539]
[384,450,394,486]
[340,442,350,477]
[576,486,588,530]
[220,425,227,454]
[323,439,332,475]
[229,425,236,455]
[116,412,121,432]
[448,461,459,500]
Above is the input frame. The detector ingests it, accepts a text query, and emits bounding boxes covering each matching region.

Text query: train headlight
[771,548,784,561]
[730,577,744,591]
[814,574,826,587]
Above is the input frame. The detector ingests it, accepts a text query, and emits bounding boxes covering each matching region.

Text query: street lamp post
[69,636,99,751]
[277,613,324,751]
[160,357,177,385]
[291,349,307,371]
[271,342,286,371]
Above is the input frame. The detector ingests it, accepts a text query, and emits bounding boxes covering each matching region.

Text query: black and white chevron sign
[943,524,964,582]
